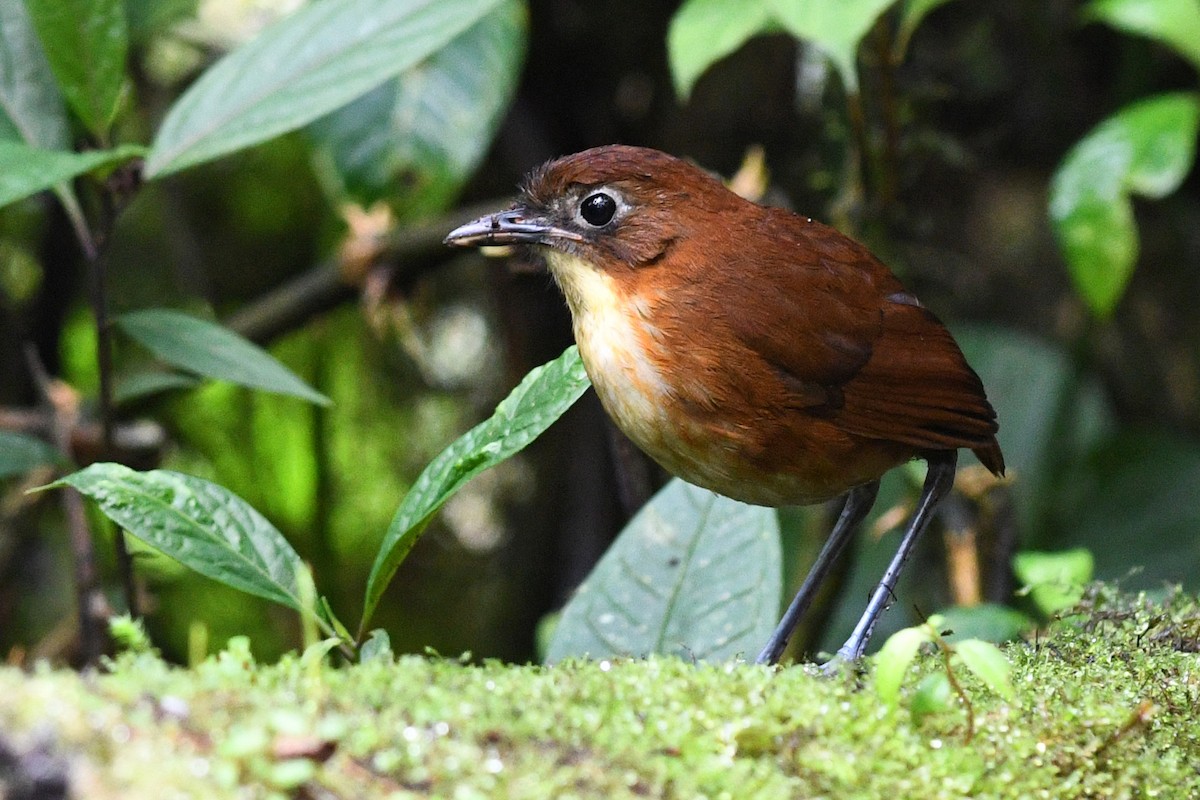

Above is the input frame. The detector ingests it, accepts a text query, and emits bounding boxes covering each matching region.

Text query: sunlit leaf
[0,141,145,209]
[0,431,61,478]
[51,464,307,610]
[116,308,330,405]
[1084,0,1200,73]
[1012,549,1095,616]
[361,345,591,635]
[0,0,70,147]
[873,624,933,706]
[1049,92,1200,317]
[667,0,775,101]
[954,639,1015,700]
[669,0,898,98]
[546,479,781,664]
[770,0,897,92]
[144,0,505,177]
[25,0,128,136]
[310,0,525,216]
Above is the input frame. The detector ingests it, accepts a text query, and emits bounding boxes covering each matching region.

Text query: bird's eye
[579,192,617,227]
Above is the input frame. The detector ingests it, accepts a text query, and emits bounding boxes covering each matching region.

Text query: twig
[23,346,107,664]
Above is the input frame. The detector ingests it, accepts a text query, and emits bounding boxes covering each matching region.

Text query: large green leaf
[0,431,61,479]
[667,0,896,99]
[310,0,525,216]
[51,464,307,610]
[1049,92,1200,318]
[116,308,330,405]
[144,0,505,178]
[0,140,145,208]
[124,0,197,43]
[545,479,781,664]
[1084,0,1200,73]
[361,345,591,635]
[25,0,128,137]
[0,0,70,147]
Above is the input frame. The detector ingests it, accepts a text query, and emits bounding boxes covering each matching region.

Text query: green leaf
[1012,549,1095,616]
[0,140,145,209]
[113,368,202,406]
[25,0,128,137]
[545,478,781,664]
[770,0,898,92]
[310,0,525,216]
[873,624,934,706]
[124,0,197,43]
[935,603,1033,644]
[910,671,953,724]
[116,308,330,405]
[0,431,61,478]
[361,345,591,635]
[1084,0,1200,73]
[667,0,897,99]
[667,0,775,101]
[954,639,1014,700]
[1056,429,1200,591]
[144,0,505,178]
[0,0,70,147]
[895,0,957,59]
[51,463,307,610]
[1049,92,1200,317]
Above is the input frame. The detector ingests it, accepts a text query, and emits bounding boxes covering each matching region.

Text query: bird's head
[444,145,744,275]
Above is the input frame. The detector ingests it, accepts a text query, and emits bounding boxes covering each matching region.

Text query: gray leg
[756,480,881,665]
[828,451,958,667]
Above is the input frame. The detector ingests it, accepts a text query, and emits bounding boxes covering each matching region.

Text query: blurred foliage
[1,0,1199,669]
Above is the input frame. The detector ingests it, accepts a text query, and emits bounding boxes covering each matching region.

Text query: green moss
[2,586,1198,798]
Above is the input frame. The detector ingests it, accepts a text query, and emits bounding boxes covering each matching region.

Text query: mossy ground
[2,586,1198,799]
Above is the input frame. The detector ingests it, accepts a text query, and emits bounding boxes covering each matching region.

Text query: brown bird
[445,145,1004,665]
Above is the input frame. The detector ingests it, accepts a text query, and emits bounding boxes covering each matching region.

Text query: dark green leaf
[1049,92,1200,317]
[896,0,957,59]
[873,623,933,706]
[124,0,197,42]
[114,368,202,406]
[25,0,128,136]
[0,431,61,478]
[51,463,307,610]
[0,0,70,147]
[310,0,525,216]
[1056,429,1200,591]
[144,0,505,177]
[361,345,591,634]
[1012,549,1095,616]
[545,478,781,664]
[0,140,145,209]
[116,308,330,405]
[1084,0,1200,73]
[954,639,1014,700]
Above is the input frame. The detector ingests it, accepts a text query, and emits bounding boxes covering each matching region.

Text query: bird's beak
[443,207,582,248]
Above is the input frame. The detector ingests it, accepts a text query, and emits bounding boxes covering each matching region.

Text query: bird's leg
[755,480,881,665]
[825,450,958,671]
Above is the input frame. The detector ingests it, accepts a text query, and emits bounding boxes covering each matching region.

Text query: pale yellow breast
[544,252,673,452]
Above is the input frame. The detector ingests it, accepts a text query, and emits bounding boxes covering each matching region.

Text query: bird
[444,145,1004,666]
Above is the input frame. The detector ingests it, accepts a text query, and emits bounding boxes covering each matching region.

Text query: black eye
[579,192,617,226]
